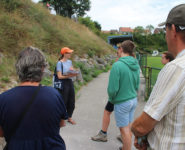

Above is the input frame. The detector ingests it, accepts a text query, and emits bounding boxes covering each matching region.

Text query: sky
[32,0,185,30]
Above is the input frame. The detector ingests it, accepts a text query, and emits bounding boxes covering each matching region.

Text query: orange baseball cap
[60,47,74,55]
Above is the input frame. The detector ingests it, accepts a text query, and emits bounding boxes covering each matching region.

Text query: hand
[134,137,148,150]
[60,120,66,127]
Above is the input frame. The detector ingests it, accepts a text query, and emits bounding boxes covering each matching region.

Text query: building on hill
[119,27,133,35]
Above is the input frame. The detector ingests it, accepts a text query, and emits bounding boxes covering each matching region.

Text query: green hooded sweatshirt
[107,56,140,104]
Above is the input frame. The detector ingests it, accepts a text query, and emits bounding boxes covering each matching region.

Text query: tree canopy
[78,16,101,35]
[41,0,90,18]
[133,25,167,53]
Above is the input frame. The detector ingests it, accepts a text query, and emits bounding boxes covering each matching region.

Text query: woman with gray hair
[0,46,68,150]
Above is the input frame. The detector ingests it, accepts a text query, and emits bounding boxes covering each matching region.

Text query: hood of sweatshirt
[118,56,140,71]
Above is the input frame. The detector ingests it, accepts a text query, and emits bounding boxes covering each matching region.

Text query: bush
[41,77,52,86]
[87,49,95,58]
[103,64,111,72]
[83,74,93,82]
[73,62,90,75]
[1,76,10,83]
[91,69,102,78]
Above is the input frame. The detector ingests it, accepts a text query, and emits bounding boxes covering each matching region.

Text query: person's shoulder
[0,87,18,95]
[171,55,185,69]
[0,87,18,102]
[57,61,62,65]
[40,86,62,99]
[41,86,58,93]
[113,61,121,66]
[111,61,122,69]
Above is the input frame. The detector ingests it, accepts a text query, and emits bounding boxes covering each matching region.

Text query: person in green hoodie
[107,40,140,150]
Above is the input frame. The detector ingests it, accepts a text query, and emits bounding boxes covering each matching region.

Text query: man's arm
[131,112,158,137]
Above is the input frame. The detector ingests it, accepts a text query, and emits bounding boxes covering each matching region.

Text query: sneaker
[91,131,107,142]
[117,135,123,143]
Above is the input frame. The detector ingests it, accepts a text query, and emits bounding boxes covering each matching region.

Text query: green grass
[147,56,163,85]
[144,56,164,99]
[147,56,163,68]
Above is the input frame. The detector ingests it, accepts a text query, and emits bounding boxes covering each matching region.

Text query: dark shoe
[118,146,122,150]
[91,131,107,142]
[117,135,123,143]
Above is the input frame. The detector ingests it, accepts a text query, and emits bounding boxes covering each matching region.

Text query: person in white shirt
[131,4,185,150]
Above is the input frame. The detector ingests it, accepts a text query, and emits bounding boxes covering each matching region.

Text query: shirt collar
[176,49,185,58]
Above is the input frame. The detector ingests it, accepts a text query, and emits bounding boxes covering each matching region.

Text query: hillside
[0,0,114,92]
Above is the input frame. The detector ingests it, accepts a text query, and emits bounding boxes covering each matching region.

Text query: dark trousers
[58,79,75,118]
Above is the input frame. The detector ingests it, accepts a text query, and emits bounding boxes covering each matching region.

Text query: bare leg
[102,109,112,132]
[120,125,132,150]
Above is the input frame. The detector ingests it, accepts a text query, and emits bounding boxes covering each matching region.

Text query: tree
[94,21,101,31]
[40,0,90,18]
[146,25,154,34]
[78,17,101,35]
[134,26,145,35]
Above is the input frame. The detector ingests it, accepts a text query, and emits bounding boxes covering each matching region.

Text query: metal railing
[136,52,161,100]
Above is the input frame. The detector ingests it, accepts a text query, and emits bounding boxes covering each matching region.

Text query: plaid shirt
[144,49,185,150]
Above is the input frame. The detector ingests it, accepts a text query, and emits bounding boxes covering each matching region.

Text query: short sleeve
[56,61,62,73]
[144,63,185,121]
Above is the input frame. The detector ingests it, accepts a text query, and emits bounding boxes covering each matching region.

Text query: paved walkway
[61,71,146,150]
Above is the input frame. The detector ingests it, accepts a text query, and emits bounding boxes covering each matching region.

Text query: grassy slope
[0,0,114,82]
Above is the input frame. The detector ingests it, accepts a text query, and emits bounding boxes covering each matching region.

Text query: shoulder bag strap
[61,62,63,75]
[7,85,41,142]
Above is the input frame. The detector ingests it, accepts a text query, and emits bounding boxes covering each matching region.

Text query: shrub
[91,69,102,78]
[87,49,95,58]
[103,64,111,72]
[41,77,52,86]
[1,76,10,83]
[83,74,93,82]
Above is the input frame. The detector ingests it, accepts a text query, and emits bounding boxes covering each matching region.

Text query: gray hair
[15,46,47,82]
